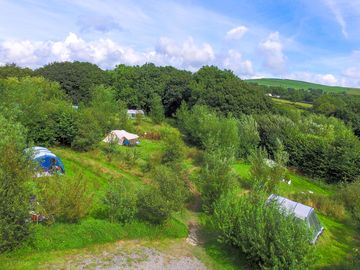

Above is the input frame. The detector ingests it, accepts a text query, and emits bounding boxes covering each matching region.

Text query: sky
[1,0,360,87]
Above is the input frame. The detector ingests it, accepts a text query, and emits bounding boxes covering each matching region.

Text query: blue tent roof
[26,147,65,174]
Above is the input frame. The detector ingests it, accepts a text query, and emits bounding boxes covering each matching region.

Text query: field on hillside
[247,78,360,95]
[0,118,358,269]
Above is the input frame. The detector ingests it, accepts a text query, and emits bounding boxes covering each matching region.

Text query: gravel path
[45,242,207,270]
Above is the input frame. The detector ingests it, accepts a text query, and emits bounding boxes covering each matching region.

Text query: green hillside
[247,78,360,95]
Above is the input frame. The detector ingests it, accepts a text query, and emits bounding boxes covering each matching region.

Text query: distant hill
[246,78,360,95]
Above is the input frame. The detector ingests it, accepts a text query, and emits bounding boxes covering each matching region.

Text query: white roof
[108,130,139,140]
[267,194,313,220]
[127,109,144,114]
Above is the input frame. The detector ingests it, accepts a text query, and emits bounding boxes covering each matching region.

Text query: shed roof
[267,194,313,220]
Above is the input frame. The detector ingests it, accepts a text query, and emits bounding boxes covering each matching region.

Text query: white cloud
[0,33,216,70]
[259,32,285,73]
[288,72,338,85]
[223,50,253,76]
[322,0,348,38]
[225,26,248,40]
[156,37,215,67]
[0,33,151,68]
[343,67,360,79]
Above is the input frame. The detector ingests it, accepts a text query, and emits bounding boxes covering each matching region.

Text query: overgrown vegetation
[0,62,359,269]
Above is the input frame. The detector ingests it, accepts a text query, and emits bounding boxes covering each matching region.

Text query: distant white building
[127,109,144,119]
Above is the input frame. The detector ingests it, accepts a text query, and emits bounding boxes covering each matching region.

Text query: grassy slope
[0,120,242,270]
[1,119,358,269]
[232,162,358,268]
[247,78,360,95]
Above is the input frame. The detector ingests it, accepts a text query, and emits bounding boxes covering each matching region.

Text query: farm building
[25,147,65,176]
[267,194,324,244]
[103,130,139,146]
[127,109,144,119]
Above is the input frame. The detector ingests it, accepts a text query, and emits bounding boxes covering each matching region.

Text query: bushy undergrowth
[338,180,360,226]
[214,191,315,269]
[290,192,346,220]
[36,174,93,223]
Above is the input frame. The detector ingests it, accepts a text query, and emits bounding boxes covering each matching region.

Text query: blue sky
[1,0,360,87]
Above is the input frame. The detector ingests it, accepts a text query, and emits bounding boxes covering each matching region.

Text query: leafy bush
[137,187,172,224]
[0,116,31,252]
[37,174,93,223]
[150,94,165,124]
[214,191,315,269]
[103,180,137,224]
[338,180,360,225]
[160,128,184,164]
[200,149,237,213]
[137,165,188,224]
[71,108,103,151]
[237,114,260,159]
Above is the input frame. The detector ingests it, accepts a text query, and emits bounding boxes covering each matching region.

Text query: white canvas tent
[267,194,324,244]
[103,130,139,146]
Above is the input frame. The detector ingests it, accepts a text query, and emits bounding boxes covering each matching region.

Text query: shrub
[200,149,237,213]
[152,165,188,212]
[137,187,172,224]
[149,94,165,124]
[214,191,315,269]
[0,116,31,252]
[338,179,360,225]
[71,108,103,151]
[160,128,184,164]
[37,174,93,223]
[103,180,137,224]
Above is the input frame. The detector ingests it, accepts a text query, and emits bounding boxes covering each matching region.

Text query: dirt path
[42,240,207,270]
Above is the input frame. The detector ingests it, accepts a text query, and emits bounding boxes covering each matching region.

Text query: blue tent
[25,147,65,174]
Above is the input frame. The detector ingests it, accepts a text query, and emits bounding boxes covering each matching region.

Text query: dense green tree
[150,94,165,124]
[200,149,237,213]
[238,115,260,159]
[176,104,239,156]
[0,77,76,146]
[0,63,34,78]
[36,61,108,104]
[0,116,31,252]
[190,66,273,116]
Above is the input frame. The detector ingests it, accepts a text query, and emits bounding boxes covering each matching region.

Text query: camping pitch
[103,130,139,146]
[267,194,324,244]
[25,147,65,177]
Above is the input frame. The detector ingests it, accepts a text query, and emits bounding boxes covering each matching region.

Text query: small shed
[25,147,65,176]
[127,109,144,119]
[103,130,139,146]
[267,194,324,244]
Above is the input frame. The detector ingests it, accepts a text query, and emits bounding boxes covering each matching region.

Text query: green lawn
[246,78,360,95]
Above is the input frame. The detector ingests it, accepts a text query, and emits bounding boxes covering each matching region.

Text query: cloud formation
[288,72,338,85]
[156,37,215,67]
[0,33,216,70]
[223,50,253,76]
[259,32,285,73]
[225,26,248,40]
